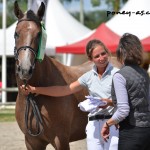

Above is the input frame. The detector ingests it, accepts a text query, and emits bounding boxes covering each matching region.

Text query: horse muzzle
[16,64,34,81]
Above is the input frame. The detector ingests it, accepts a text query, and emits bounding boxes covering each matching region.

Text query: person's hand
[99,98,113,108]
[20,84,34,95]
[115,123,120,130]
[101,123,110,142]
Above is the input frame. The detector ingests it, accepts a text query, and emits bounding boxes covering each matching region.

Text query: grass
[0,108,16,122]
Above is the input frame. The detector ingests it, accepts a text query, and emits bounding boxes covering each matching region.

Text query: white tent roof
[106,0,150,39]
[45,0,91,55]
[0,0,91,56]
[0,22,16,56]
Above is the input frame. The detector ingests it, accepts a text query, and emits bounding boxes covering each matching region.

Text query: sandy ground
[0,122,87,150]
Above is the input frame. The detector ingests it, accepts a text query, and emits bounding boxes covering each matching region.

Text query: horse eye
[14,32,19,39]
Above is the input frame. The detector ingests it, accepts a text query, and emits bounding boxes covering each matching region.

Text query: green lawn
[0,109,16,122]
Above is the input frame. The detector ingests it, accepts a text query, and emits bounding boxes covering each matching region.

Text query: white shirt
[78,63,119,116]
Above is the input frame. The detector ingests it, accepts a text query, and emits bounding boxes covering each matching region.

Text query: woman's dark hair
[116,33,143,65]
[86,39,110,60]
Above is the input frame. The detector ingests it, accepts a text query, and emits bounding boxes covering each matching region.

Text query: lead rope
[25,93,44,136]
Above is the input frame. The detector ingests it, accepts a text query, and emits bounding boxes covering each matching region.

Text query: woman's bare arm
[20,80,84,97]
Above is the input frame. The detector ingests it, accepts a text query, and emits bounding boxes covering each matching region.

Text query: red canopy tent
[56,23,150,54]
[56,23,120,54]
[142,37,150,52]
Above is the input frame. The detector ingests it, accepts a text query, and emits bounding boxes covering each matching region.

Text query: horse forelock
[26,10,41,25]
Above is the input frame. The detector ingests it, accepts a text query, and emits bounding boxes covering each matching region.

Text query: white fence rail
[0,87,18,92]
[0,87,18,104]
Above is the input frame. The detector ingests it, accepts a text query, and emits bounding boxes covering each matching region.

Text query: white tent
[0,0,91,56]
[0,22,16,56]
[45,0,91,56]
[106,0,150,39]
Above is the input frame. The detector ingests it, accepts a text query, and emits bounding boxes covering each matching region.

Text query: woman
[21,39,119,150]
[101,33,150,150]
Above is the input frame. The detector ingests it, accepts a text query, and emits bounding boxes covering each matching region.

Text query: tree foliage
[71,10,112,29]
[0,0,27,28]
[61,0,128,11]
[0,0,129,29]
[60,0,128,29]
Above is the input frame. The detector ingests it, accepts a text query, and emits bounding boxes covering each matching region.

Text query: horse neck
[29,56,68,87]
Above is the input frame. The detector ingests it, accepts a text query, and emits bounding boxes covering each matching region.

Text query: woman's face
[91,45,109,68]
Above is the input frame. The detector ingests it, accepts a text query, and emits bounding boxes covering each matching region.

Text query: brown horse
[14,1,121,150]
[142,52,150,72]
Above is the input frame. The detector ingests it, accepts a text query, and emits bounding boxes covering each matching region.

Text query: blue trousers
[119,124,150,150]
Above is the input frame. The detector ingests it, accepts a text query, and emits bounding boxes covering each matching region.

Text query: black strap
[14,46,37,60]
[89,114,112,121]
[25,93,44,136]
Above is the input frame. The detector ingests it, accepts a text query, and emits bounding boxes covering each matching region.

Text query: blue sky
[63,0,108,12]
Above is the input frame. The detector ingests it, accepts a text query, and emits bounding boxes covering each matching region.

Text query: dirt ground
[0,122,87,150]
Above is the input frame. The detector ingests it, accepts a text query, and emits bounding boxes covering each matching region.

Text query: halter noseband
[14,46,37,61]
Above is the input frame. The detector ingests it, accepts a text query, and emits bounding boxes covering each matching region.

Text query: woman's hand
[99,98,113,108]
[115,124,120,130]
[20,85,35,95]
[101,122,110,142]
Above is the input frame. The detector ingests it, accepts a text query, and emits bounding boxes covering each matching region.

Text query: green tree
[71,10,111,29]
[0,0,27,28]
[105,0,128,11]
[60,0,128,29]
[61,0,128,11]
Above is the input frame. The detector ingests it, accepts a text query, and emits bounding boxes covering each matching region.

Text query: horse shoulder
[47,57,93,102]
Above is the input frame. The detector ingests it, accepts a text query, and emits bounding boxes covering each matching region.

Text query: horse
[142,52,150,72]
[14,1,121,150]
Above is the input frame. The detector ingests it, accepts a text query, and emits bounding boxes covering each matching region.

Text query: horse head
[14,1,45,82]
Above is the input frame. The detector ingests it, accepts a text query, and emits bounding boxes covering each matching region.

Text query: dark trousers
[118,124,150,150]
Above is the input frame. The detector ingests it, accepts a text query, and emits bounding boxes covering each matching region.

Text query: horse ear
[37,2,45,21]
[14,1,24,19]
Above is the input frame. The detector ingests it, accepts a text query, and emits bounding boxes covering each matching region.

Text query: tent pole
[63,53,67,65]
[27,0,32,10]
[80,0,84,24]
[2,0,7,104]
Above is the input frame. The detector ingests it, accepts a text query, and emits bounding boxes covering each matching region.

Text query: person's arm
[101,73,130,141]
[20,80,83,97]
[100,118,117,142]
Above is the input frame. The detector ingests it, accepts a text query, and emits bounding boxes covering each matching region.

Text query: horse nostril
[29,66,33,75]
[22,69,25,75]
[18,66,21,72]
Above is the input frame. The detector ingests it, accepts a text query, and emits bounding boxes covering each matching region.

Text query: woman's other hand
[101,122,110,142]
